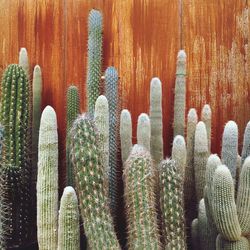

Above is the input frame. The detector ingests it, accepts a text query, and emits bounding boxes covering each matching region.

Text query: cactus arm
[137,113,150,151]
[241,121,250,167]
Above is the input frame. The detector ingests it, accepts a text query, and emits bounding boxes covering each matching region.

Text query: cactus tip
[177,49,186,58]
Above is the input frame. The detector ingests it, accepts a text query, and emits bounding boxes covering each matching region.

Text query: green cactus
[150,77,163,165]
[120,109,132,164]
[216,234,249,250]
[70,114,120,249]
[194,121,209,202]
[201,104,211,153]
[173,50,186,137]
[241,121,250,167]
[104,66,119,213]
[124,144,161,249]
[58,186,80,250]
[19,47,30,78]
[0,64,31,248]
[191,218,199,250]
[212,165,241,241]
[37,106,58,250]
[137,113,150,151]
[86,9,103,115]
[221,121,238,181]
[66,85,80,186]
[159,158,186,249]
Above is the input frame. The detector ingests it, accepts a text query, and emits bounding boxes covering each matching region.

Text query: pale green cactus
[241,121,250,167]
[137,113,150,151]
[172,135,186,176]
[216,234,249,250]
[191,218,199,250]
[201,104,211,153]
[19,47,29,77]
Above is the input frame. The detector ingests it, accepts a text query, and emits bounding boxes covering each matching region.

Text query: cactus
[58,186,80,250]
[201,104,212,153]
[173,50,186,137]
[124,144,161,249]
[241,121,250,167]
[137,113,150,151]
[194,121,209,202]
[104,66,119,213]
[212,165,241,241]
[150,77,163,165]
[70,114,120,249]
[216,234,249,250]
[86,9,103,115]
[120,109,132,164]
[0,64,31,247]
[19,48,29,77]
[172,135,186,176]
[191,218,199,250]
[37,106,58,250]
[66,85,80,186]
[221,121,238,181]
[159,159,186,249]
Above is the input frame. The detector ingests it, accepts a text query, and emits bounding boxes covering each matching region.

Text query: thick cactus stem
[86,9,103,115]
[173,50,186,137]
[150,77,163,165]
[19,48,29,77]
[212,165,241,241]
[137,113,150,151]
[191,218,200,250]
[104,66,119,213]
[241,121,250,167]
[66,85,80,186]
[120,109,132,164]
[159,159,186,249]
[37,106,58,250]
[58,186,80,250]
[236,156,250,234]
[221,121,238,181]
[201,104,211,153]
[216,234,249,250]
[172,135,186,176]
[194,121,209,202]
[70,114,120,249]
[124,144,161,249]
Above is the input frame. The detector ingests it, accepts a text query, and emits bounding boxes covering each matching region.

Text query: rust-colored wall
[0,1,249,187]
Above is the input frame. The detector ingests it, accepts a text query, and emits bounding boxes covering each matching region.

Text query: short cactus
[124,144,161,249]
[150,77,163,165]
[120,109,132,164]
[201,104,211,153]
[216,234,249,250]
[70,114,120,249]
[173,50,186,137]
[19,47,29,77]
[191,218,199,250]
[37,106,58,250]
[194,121,209,202]
[58,186,80,250]
[104,66,119,213]
[137,113,150,151]
[221,121,238,181]
[66,85,80,186]
[86,9,103,115]
[241,121,250,167]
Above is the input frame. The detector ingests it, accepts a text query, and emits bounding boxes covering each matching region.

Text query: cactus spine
[0,64,31,247]
[120,109,132,164]
[241,121,250,167]
[124,144,161,249]
[70,114,120,249]
[201,104,211,153]
[137,113,150,151]
[173,50,187,137]
[221,121,238,181]
[86,9,103,115]
[194,121,209,202]
[66,85,80,186]
[58,186,80,250]
[150,77,163,165]
[37,106,58,250]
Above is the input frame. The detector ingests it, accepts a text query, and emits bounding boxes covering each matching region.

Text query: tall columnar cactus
[70,114,120,249]
[159,159,186,249]
[124,144,161,249]
[120,109,132,164]
[37,106,58,250]
[19,47,30,77]
[66,85,80,186]
[137,113,150,151]
[0,64,31,248]
[201,104,211,153]
[216,234,249,250]
[150,77,163,165]
[241,121,250,167]
[0,125,3,161]
[86,9,103,115]
[194,121,209,202]
[58,186,80,250]
[104,66,119,213]
[173,50,186,137]
[221,121,238,181]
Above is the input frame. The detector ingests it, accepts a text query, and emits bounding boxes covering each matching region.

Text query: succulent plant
[137,113,150,151]
[201,104,212,153]
[216,234,249,250]
[241,121,250,167]
[19,47,30,77]
[37,106,58,250]
[191,218,199,250]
